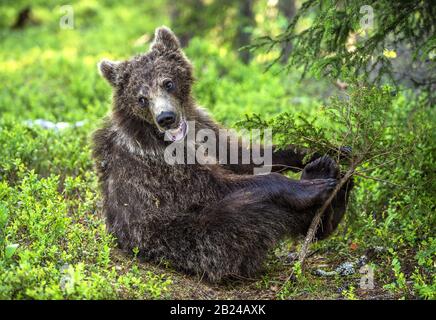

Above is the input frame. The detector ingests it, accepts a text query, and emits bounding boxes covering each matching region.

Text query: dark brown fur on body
[92,26,352,282]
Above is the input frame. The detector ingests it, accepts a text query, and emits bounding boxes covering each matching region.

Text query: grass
[0,0,434,300]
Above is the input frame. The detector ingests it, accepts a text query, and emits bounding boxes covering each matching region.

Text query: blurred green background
[0,0,333,125]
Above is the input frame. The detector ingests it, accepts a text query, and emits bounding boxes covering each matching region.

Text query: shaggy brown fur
[92,26,352,282]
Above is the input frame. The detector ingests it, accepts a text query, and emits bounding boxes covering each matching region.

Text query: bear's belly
[106,156,223,215]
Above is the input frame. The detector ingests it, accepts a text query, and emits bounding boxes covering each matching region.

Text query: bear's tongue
[165,120,188,142]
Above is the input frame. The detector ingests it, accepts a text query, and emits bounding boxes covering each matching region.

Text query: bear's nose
[156,111,176,129]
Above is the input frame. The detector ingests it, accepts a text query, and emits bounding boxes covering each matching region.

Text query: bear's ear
[150,26,180,52]
[97,59,121,86]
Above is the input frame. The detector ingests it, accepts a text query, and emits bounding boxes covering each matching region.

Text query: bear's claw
[301,155,339,180]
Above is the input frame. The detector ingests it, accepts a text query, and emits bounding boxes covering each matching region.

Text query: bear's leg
[138,175,337,282]
[300,155,354,239]
[226,172,339,212]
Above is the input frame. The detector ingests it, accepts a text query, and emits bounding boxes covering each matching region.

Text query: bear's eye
[163,80,175,92]
[138,96,149,107]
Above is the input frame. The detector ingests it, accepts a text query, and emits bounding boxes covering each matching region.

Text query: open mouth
[165,119,188,142]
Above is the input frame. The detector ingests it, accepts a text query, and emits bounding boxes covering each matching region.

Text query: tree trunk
[169,0,205,48]
[235,0,255,64]
[12,6,32,29]
[278,0,296,63]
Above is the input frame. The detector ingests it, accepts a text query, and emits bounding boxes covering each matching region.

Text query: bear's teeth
[166,120,187,142]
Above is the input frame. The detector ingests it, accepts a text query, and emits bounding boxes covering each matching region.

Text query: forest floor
[111,245,397,300]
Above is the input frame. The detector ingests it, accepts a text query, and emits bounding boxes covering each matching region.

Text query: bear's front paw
[339,146,352,161]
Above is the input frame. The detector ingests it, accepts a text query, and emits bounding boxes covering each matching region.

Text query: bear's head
[98,26,194,141]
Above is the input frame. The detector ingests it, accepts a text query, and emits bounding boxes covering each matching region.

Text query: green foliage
[245,0,435,299]
[238,80,435,299]
[383,249,408,298]
[186,38,331,126]
[251,0,436,92]
[237,80,412,168]
[0,0,434,300]
[341,285,358,300]
[0,0,176,300]
[0,167,171,299]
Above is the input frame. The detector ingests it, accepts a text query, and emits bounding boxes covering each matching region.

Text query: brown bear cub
[92,26,352,282]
